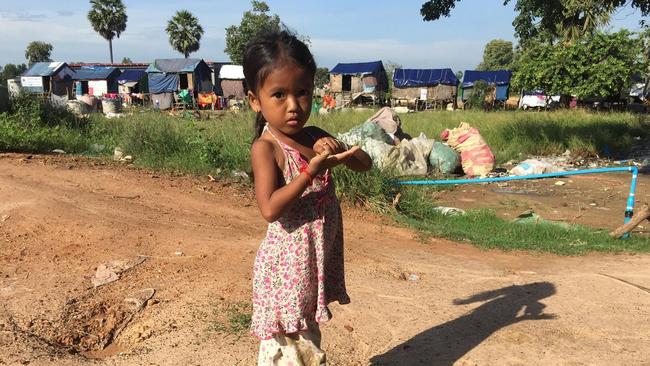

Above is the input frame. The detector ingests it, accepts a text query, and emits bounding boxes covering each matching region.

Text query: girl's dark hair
[243,31,317,140]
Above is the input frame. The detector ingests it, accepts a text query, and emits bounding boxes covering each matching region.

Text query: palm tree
[87,0,127,63]
[559,0,614,43]
[166,10,204,58]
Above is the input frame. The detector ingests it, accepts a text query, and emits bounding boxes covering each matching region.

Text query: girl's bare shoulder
[251,134,284,167]
[251,135,275,155]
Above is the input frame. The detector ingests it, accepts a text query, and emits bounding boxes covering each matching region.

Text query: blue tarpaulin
[393,68,458,88]
[148,73,179,94]
[73,66,121,80]
[117,69,146,83]
[146,58,212,92]
[146,59,210,74]
[330,61,384,75]
[461,70,512,88]
[496,85,509,101]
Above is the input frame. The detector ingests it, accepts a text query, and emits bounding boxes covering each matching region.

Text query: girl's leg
[257,325,326,366]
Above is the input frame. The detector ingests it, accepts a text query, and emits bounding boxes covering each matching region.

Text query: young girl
[244,31,372,365]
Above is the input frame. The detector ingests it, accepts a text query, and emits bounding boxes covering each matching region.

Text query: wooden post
[609,205,650,238]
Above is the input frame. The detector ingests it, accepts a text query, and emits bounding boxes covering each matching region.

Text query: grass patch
[0,99,648,255]
[205,300,252,338]
[395,186,650,255]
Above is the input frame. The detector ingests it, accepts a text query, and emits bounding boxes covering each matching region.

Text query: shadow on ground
[370,282,556,366]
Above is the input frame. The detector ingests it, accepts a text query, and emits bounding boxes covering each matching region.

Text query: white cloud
[0,11,47,22]
[0,17,229,64]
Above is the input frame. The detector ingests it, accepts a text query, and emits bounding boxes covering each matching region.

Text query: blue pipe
[396,166,640,236]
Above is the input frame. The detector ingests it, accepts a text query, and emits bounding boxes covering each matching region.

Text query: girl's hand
[313,137,348,155]
[309,146,361,173]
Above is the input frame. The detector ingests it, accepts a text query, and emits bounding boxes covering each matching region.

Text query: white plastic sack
[383,133,434,176]
[510,159,565,176]
[360,138,393,170]
[337,122,393,147]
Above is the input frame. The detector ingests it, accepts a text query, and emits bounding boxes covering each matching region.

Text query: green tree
[314,67,329,89]
[166,10,204,58]
[455,70,463,81]
[224,1,281,65]
[512,30,646,98]
[88,0,128,63]
[1,64,28,80]
[420,0,650,44]
[25,41,53,65]
[121,57,132,64]
[383,60,402,80]
[477,40,513,70]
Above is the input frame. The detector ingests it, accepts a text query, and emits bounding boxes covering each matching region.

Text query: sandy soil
[0,153,649,366]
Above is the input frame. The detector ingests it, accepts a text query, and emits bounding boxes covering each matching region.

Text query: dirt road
[1,153,649,365]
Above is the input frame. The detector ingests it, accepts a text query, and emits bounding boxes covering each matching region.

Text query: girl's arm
[252,139,312,223]
[252,139,358,222]
[308,127,372,172]
[341,147,372,172]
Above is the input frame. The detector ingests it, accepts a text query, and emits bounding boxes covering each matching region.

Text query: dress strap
[263,124,288,148]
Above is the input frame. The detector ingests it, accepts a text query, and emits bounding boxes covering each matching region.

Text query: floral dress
[251,127,350,364]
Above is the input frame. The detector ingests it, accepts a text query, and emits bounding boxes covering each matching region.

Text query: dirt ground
[1,153,649,366]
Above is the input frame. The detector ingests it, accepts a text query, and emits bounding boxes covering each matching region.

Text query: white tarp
[88,80,107,97]
[7,78,21,97]
[219,65,244,79]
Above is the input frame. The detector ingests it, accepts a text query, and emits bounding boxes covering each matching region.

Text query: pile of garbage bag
[337,107,469,176]
[337,108,496,176]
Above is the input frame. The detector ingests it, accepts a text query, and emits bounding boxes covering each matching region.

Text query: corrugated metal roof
[73,66,121,80]
[69,62,150,69]
[146,59,210,73]
[22,62,68,77]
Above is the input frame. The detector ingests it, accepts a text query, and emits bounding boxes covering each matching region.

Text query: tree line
[3,0,649,100]
[423,0,650,99]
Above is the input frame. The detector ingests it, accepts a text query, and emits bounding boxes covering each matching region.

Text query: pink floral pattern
[251,128,350,340]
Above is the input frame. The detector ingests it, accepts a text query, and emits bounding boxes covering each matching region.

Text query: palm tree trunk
[109,38,114,64]
[185,51,189,58]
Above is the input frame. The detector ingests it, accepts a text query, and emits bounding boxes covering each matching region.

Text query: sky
[0,0,646,72]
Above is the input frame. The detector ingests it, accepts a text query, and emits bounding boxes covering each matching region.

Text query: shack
[73,66,121,98]
[116,69,148,93]
[116,69,148,105]
[146,58,213,109]
[392,68,459,109]
[329,61,388,106]
[20,62,75,97]
[461,70,512,106]
[218,64,246,99]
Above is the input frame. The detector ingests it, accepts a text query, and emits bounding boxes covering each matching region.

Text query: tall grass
[1,100,648,254]
[310,109,647,162]
[85,111,252,174]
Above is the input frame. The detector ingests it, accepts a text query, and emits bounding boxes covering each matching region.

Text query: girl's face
[248,62,313,136]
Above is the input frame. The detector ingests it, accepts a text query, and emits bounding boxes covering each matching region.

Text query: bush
[9,93,86,129]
